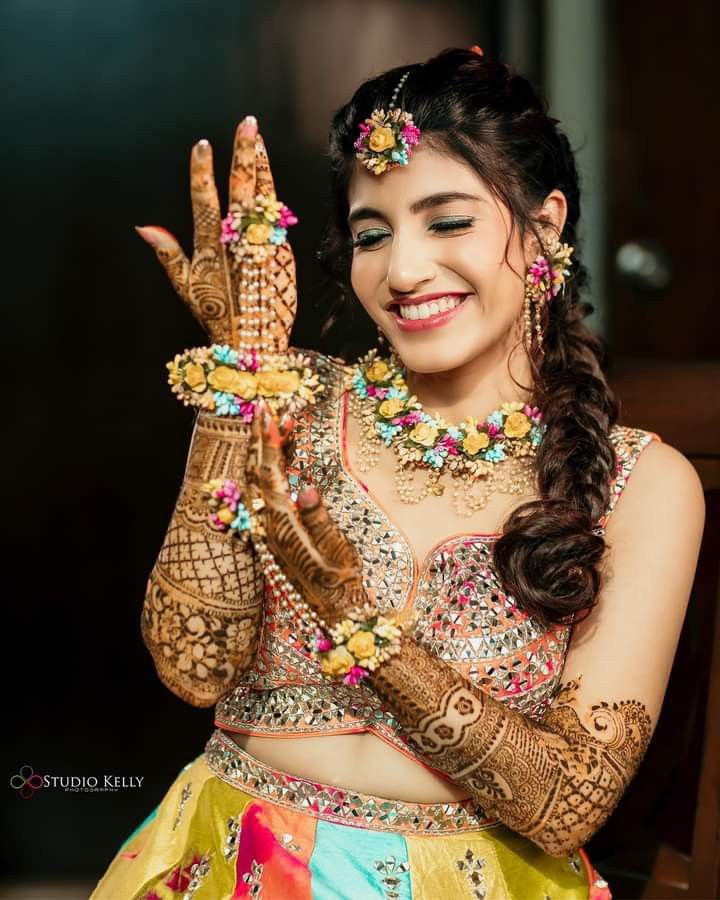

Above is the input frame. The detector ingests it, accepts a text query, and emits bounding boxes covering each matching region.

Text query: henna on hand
[371,637,652,857]
[245,401,370,625]
[136,119,297,353]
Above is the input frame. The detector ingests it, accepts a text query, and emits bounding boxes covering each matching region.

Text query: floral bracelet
[311,604,404,686]
[168,344,325,421]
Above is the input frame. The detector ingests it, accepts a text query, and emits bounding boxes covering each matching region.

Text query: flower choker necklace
[347,348,546,518]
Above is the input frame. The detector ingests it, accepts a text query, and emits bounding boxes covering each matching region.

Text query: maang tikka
[523,236,575,355]
[354,71,422,175]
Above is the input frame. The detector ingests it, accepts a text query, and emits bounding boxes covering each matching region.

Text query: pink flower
[220,214,239,244]
[239,400,256,423]
[438,434,459,455]
[487,422,500,437]
[343,666,369,686]
[279,205,298,228]
[401,124,422,145]
[397,411,423,426]
[315,638,332,652]
[366,384,379,397]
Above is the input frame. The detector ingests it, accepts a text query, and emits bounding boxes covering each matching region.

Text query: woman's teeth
[395,295,466,320]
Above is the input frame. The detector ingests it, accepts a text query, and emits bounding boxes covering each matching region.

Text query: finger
[190,139,222,251]
[297,486,359,569]
[229,116,259,208]
[253,132,277,201]
[244,399,265,502]
[258,406,292,496]
[135,225,191,303]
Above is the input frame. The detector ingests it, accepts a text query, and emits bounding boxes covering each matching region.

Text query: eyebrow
[347,191,485,227]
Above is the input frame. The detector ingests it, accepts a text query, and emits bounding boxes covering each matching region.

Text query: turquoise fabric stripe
[309,818,412,899]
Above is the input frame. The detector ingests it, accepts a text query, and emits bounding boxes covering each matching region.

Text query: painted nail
[239,115,258,140]
[196,139,210,157]
[297,487,320,508]
[134,225,156,246]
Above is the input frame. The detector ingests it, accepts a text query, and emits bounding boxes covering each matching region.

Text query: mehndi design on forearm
[371,637,652,857]
[137,119,302,704]
[141,412,265,707]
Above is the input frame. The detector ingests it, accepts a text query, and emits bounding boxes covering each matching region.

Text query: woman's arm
[141,411,264,707]
[369,441,705,856]
[136,117,298,706]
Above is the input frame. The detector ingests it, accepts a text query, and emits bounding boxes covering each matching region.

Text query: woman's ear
[539,189,568,243]
[524,189,568,262]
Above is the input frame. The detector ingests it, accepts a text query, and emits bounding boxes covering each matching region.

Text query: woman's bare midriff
[221,729,471,803]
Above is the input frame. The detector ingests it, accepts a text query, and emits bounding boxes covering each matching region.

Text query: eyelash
[352,218,476,249]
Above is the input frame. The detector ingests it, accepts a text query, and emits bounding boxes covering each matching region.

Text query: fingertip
[135,225,156,246]
[297,486,320,509]
[239,115,258,140]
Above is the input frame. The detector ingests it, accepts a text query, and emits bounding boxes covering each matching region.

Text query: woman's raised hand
[136,116,297,354]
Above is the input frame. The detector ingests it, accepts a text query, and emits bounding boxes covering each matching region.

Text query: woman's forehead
[347,147,491,213]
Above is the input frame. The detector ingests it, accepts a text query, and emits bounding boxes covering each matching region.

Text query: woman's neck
[400,344,534,425]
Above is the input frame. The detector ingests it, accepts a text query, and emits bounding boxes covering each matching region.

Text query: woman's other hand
[245,399,371,625]
[135,116,297,353]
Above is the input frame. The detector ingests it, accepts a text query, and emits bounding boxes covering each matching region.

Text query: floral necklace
[347,348,546,518]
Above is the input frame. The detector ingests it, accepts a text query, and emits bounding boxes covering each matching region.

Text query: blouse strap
[594,426,663,533]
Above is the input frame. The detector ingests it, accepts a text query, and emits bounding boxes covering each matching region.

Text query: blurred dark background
[3,1,719,897]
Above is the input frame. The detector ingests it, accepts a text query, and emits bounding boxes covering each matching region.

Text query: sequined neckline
[339,388,501,588]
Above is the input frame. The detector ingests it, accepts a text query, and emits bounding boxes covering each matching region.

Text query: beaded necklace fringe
[347,348,544,518]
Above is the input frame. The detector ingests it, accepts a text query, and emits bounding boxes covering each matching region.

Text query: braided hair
[316,47,619,625]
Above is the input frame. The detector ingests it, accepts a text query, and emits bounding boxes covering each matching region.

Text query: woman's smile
[387,292,472,332]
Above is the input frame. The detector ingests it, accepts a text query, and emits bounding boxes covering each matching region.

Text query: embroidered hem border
[204,728,498,835]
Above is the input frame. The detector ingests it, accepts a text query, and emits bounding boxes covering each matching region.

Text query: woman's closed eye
[352,217,476,249]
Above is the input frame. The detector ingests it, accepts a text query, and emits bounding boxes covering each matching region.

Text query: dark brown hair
[316,47,619,625]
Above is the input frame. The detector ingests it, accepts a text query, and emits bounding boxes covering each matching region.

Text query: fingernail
[298,487,319,508]
[134,225,156,246]
[196,139,210,157]
[239,115,258,139]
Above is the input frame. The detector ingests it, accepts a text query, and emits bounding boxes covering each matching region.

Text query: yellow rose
[368,126,396,152]
[256,370,301,396]
[207,367,257,399]
[378,397,405,418]
[245,223,273,245]
[462,429,490,455]
[372,159,388,175]
[366,360,391,382]
[346,630,377,660]
[504,412,531,439]
[409,422,439,447]
[183,362,207,392]
[320,646,355,677]
[217,507,234,525]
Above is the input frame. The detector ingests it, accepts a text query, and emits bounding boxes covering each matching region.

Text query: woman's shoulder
[602,423,705,533]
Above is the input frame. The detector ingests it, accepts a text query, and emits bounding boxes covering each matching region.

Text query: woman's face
[347,143,563,376]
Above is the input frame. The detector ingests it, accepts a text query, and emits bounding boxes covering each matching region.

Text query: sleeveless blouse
[214,347,661,764]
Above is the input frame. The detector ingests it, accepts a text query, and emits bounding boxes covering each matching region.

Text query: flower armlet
[167,345,325,421]
[310,604,404,686]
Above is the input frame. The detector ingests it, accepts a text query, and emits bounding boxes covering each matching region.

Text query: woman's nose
[385,233,435,294]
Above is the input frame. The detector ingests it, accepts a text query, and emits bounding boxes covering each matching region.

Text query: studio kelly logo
[10,764,144,798]
[10,765,44,799]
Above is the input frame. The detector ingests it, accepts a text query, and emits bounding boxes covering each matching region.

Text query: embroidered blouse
[213,348,662,762]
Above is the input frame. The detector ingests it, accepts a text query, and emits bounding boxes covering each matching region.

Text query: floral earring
[523,236,574,356]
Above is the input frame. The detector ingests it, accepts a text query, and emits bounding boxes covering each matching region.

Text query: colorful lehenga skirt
[90,728,611,899]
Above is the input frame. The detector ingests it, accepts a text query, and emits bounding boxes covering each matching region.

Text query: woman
[91,47,705,899]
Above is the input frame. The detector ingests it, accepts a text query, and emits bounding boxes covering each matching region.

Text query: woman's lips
[388,295,471,332]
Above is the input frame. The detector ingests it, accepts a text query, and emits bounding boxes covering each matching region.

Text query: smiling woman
[91,47,705,900]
